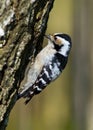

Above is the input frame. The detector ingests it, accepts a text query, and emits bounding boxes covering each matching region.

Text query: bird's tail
[17,87,34,104]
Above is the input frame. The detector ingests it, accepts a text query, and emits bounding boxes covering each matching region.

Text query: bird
[17,33,72,104]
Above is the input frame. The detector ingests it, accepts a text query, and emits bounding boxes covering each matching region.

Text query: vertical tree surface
[0,0,54,129]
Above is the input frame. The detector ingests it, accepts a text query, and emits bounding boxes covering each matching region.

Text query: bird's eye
[53,35,62,46]
[54,36,57,41]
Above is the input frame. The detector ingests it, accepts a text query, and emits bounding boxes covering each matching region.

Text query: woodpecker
[18,33,72,104]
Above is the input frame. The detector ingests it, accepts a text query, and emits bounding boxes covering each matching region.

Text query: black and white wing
[17,53,68,104]
[18,58,63,104]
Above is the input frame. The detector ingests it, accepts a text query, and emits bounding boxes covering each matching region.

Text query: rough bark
[0,0,54,129]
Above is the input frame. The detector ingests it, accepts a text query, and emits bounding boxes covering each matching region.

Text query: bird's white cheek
[59,45,70,57]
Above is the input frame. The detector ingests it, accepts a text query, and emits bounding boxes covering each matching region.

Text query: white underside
[20,42,56,94]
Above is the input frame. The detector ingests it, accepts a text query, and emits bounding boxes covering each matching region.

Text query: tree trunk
[0,0,54,129]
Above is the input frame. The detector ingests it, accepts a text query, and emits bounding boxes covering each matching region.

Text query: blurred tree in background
[73,0,93,130]
[7,0,93,130]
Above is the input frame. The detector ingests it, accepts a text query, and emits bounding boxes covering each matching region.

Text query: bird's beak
[44,34,51,40]
[44,34,53,41]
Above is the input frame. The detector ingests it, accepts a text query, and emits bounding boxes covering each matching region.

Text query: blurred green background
[7,0,93,130]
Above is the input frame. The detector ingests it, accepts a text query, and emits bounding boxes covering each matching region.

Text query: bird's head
[45,33,72,57]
